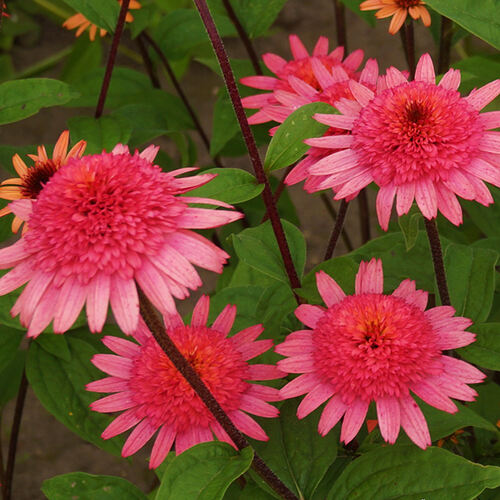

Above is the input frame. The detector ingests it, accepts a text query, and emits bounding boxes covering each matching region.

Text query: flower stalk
[324,199,349,260]
[438,16,453,74]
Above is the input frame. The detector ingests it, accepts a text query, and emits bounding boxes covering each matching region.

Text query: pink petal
[122,419,157,457]
[313,113,356,130]
[311,58,335,89]
[275,332,314,356]
[288,76,318,98]
[295,304,325,328]
[349,80,374,106]
[480,111,500,130]
[86,273,110,333]
[52,277,87,333]
[414,53,435,83]
[246,384,281,402]
[26,285,60,337]
[308,149,359,175]
[86,376,129,393]
[432,373,478,401]
[316,271,346,306]
[435,183,463,226]
[355,258,383,294]
[439,356,485,384]
[277,355,315,374]
[305,135,354,149]
[231,324,264,347]
[9,199,33,220]
[248,364,285,380]
[297,383,335,419]
[153,244,202,289]
[376,184,396,231]
[313,36,329,56]
[92,354,133,378]
[210,421,236,448]
[91,391,135,413]
[466,79,500,110]
[241,94,272,109]
[102,335,140,357]
[0,260,33,295]
[395,183,415,215]
[150,425,176,469]
[329,46,345,61]
[437,330,475,350]
[463,158,500,187]
[239,394,279,418]
[444,169,476,200]
[376,397,400,444]
[280,373,318,398]
[0,239,29,269]
[439,69,461,91]
[415,178,437,219]
[101,409,141,439]
[465,173,494,205]
[334,98,362,115]
[230,410,268,441]
[334,169,373,198]
[237,339,273,360]
[411,379,457,413]
[176,207,243,229]
[289,34,309,60]
[182,196,234,209]
[399,396,431,449]
[139,144,159,162]
[192,295,210,327]
[212,304,236,335]
[340,398,369,444]
[262,53,286,74]
[109,275,139,335]
[479,131,500,154]
[135,260,176,316]
[392,279,428,310]
[343,49,364,71]
[359,58,379,87]
[385,67,408,88]
[424,305,455,323]
[17,272,53,326]
[318,394,347,435]
[240,75,278,90]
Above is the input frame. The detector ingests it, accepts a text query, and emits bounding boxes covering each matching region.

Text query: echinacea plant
[0,0,499,499]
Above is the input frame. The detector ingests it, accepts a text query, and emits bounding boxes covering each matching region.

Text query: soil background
[0,2,438,498]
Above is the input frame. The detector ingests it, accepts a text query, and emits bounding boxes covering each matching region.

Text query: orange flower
[62,0,141,41]
[0,131,86,233]
[360,0,431,35]
[1,2,8,18]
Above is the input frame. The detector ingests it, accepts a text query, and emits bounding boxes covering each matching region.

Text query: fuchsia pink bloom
[277,259,484,449]
[0,144,242,337]
[87,295,283,468]
[241,34,365,130]
[299,53,500,229]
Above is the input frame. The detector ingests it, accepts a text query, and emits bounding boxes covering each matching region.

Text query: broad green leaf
[0,325,23,371]
[462,187,500,239]
[42,472,147,500]
[327,445,500,499]
[444,244,498,322]
[340,0,376,26]
[398,206,421,251]
[232,220,306,285]
[186,168,264,204]
[227,0,287,37]
[468,383,500,454]
[453,54,500,96]
[252,399,339,499]
[26,331,123,456]
[0,349,25,407]
[156,442,253,500]
[60,0,120,33]
[459,323,500,371]
[35,333,71,362]
[68,115,132,154]
[425,0,500,50]
[60,36,102,84]
[0,78,79,125]
[264,102,333,172]
[0,144,37,175]
[224,480,275,500]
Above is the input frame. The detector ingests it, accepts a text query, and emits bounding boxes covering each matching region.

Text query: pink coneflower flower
[0,131,86,234]
[87,295,283,468]
[360,0,431,35]
[277,259,484,449]
[0,145,242,337]
[240,35,364,129]
[301,53,500,230]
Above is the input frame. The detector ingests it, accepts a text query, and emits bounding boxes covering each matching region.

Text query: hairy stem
[141,32,224,168]
[437,16,453,74]
[358,188,371,244]
[2,371,28,500]
[332,0,347,50]
[424,218,450,306]
[320,194,353,251]
[193,0,301,291]
[261,165,293,223]
[138,291,299,500]
[400,21,415,80]
[324,200,349,260]
[95,0,131,118]
[222,0,262,75]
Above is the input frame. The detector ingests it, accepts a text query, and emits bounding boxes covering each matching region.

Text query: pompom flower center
[313,294,442,403]
[129,326,249,431]
[24,152,187,283]
[351,81,484,186]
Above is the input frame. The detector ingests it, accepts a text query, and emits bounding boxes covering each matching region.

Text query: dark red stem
[320,194,353,251]
[222,0,262,75]
[437,16,453,74]
[332,0,347,50]
[136,35,161,89]
[141,32,223,168]
[95,0,130,118]
[324,200,349,260]
[138,291,298,500]
[2,371,28,500]
[400,21,415,80]
[424,218,450,306]
[261,165,293,223]
[193,0,301,291]
[358,188,371,244]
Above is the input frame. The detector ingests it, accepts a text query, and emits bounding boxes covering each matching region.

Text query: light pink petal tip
[355,258,383,294]
[212,304,237,335]
[415,53,435,84]
[316,271,346,306]
[340,399,369,444]
[295,304,325,329]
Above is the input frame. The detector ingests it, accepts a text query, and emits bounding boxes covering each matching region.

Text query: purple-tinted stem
[424,218,451,306]
[358,189,371,243]
[138,291,299,500]
[193,0,302,291]
[332,0,347,50]
[400,21,415,80]
[320,194,353,251]
[95,0,131,118]
[260,165,293,223]
[141,32,223,169]
[136,35,161,89]
[2,371,28,500]
[222,0,262,75]
[324,199,349,260]
[437,16,453,74]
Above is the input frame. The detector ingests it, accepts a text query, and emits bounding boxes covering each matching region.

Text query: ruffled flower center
[24,152,187,283]
[351,81,483,186]
[312,294,442,403]
[129,326,249,430]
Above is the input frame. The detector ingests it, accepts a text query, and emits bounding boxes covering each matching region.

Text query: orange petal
[11,154,28,177]
[129,0,142,9]
[388,8,407,34]
[419,6,431,26]
[67,139,87,159]
[375,5,399,18]
[0,186,23,200]
[0,205,12,217]
[63,13,86,29]
[359,0,385,10]
[1,178,23,186]
[12,216,23,234]
[53,130,70,163]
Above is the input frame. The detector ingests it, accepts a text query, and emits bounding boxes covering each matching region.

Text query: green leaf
[26,331,123,456]
[0,78,79,125]
[0,349,25,407]
[35,333,71,362]
[459,323,500,371]
[0,325,23,371]
[60,0,120,33]
[68,115,132,154]
[252,399,339,499]
[398,205,421,251]
[156,442,253,500]
[340,0,376,26]
[453,54,500,96]
[327,445,500,499]
[186,168,264,204]
[444,243,498,322]
[227,0,287,37]
[462,187,500,239]
[42,472,147,500]
[60,36,102,84]
[264,102,332,172]
[232,220,306,285]
[425,0,500,50]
